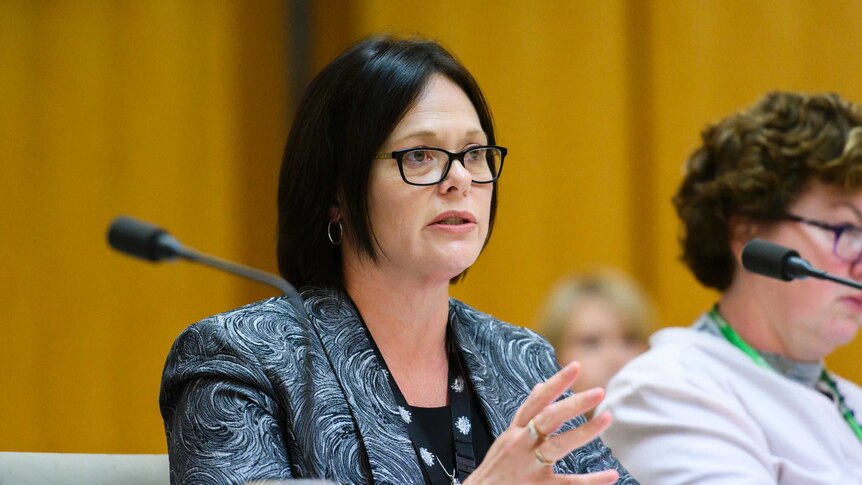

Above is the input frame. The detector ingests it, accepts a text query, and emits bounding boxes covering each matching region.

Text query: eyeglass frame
[374,145,507,186]
[783,213,862,264]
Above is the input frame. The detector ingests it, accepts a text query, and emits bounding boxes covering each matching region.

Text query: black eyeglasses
[374,145,507,186]
[784,213,862,264]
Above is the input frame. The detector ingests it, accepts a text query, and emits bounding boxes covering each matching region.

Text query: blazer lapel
[449,305,513,438]
[303,287,423,484]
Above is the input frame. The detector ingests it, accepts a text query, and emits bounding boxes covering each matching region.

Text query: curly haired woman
[599,92,862,484]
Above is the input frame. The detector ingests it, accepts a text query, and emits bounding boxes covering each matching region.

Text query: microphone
[741,238,862,290]
[107,216,184,262]
[107,216,297,295]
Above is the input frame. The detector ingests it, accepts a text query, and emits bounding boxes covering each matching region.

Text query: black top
[412,392,494,484]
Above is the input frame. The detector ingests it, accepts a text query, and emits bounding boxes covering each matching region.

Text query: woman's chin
[439,263,473,281]
[833,323,860,346]
[435,246,481,269]
[819,317,862,350]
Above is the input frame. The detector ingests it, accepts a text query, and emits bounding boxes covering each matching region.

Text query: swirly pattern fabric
[160,285,637,484]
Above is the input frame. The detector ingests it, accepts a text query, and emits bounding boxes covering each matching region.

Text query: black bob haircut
[277,35,499,288]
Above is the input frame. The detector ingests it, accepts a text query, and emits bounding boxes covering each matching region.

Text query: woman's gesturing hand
[465,362,619,484]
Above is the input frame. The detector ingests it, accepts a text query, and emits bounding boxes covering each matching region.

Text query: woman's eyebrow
[391,128,487,144]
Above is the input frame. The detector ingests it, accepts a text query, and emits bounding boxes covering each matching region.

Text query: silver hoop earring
[327,220,343,245]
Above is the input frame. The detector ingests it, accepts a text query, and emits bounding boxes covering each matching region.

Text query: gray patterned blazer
[160,285,636,484]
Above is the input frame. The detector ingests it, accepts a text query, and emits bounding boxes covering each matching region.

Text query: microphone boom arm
[177,246,296,295]
[811,268,862,291]
[107,215,296,295]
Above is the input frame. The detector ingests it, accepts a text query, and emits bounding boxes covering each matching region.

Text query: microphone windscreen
[107,216,171,262]
[741,238,799,281]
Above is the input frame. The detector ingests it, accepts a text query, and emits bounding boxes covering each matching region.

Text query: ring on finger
[533,446,554,467]
[527,419,548,442]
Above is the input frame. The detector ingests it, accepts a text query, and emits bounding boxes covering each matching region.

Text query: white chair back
[0,452,169,485]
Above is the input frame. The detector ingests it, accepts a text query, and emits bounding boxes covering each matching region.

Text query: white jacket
[599,321,862,484]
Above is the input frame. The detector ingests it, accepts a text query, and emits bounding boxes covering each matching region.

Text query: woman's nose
[439,159,472,193]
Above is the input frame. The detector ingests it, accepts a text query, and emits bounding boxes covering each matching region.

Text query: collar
[696,311,824,389]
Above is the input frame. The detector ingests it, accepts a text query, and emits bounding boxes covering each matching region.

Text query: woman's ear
[728,215,759,261]
[329,189,346,222]
[327,203,345,247]
[328,192,344,222]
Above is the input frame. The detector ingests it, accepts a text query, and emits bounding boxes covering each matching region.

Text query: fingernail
[595,411,612,424]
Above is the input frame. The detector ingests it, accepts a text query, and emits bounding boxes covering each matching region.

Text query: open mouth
[432,211,476,227]
[436,217,469,225]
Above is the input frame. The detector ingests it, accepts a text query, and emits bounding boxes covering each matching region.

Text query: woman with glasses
[599,92,862,484]
[160,36,634,485]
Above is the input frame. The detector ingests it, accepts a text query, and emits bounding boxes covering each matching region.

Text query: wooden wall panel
[3,0,861,454]
[0,1,288,453]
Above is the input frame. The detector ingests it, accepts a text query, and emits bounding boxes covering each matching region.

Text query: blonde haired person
[538,269,655,414]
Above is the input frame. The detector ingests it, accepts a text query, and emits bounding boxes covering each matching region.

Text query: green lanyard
[709,305,862,444]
